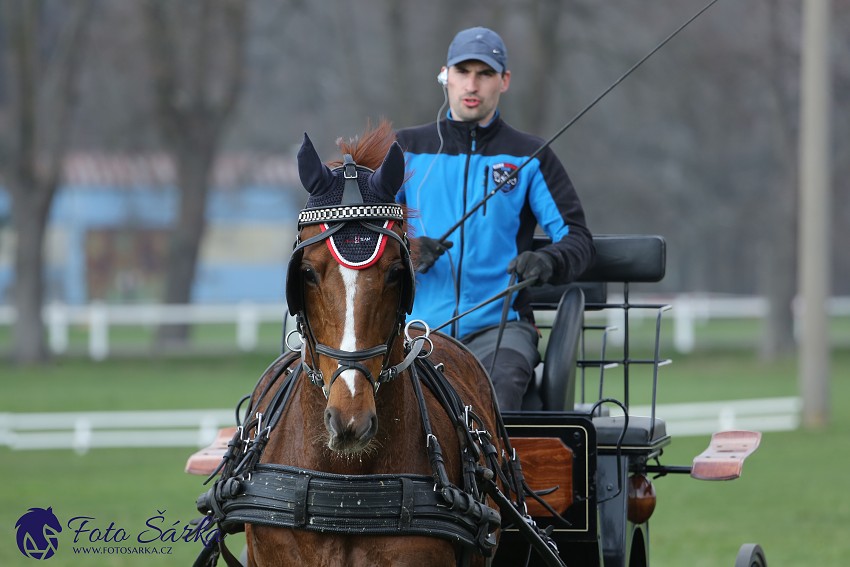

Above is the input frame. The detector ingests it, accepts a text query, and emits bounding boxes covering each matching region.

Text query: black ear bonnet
[286,133,414,316]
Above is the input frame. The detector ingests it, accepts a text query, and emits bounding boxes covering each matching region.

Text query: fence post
[674,295,695,354]
[73,417,92,455]
[47,302,69,354]
[89,302,109,361]
[236,302,259,351]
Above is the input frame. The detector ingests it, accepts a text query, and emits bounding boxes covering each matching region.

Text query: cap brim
[446,55,504,74]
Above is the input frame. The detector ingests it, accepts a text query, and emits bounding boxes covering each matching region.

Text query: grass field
[2,345,849,566]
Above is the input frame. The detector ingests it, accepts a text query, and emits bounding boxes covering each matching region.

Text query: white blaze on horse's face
[338,265,359,397]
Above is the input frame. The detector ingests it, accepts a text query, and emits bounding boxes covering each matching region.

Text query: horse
[198,122,513,567]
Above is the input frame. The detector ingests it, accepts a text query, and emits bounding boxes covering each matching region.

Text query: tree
[0,0,93,364]
[141,0,248,343]
[757,0,800,360]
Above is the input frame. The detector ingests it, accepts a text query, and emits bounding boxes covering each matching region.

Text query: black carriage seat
[524,234,670,448]
[521,284,586,411]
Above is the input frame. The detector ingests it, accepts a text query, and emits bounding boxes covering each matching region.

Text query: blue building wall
[0,185,300,305]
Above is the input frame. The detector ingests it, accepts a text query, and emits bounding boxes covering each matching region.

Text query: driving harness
[192,144,566,567]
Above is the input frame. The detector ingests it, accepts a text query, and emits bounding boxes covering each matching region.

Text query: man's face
[445,60,511,126]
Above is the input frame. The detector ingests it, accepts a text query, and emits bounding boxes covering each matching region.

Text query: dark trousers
[461,321,540,412]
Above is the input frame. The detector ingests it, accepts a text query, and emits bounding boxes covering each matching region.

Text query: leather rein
[193,200,566,567]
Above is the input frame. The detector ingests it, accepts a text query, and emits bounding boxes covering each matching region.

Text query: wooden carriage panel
[509,437,573,516]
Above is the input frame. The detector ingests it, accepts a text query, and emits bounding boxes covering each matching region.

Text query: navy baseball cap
[446,27,507,74]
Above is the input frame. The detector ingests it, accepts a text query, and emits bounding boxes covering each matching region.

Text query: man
[396,27,595,411]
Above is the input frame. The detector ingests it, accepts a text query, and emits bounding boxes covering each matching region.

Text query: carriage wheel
[734,543,767,567]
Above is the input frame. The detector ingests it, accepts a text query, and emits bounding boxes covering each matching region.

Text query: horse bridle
[285,155,419,397]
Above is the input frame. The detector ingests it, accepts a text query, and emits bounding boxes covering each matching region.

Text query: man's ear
[500,70,511,93]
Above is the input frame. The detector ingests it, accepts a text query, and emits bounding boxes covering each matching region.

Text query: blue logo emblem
[492,162,519,192]
[15,507,62,560]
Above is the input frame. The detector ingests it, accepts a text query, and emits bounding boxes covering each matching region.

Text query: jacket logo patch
[492,163,519,192]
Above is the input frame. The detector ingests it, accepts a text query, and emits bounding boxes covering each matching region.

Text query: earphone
[437,68,448,86]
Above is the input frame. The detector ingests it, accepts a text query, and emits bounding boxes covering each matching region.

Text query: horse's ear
[369,142,405,202]
[297,133,336,195]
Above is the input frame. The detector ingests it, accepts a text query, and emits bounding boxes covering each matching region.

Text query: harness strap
[315,343,387,360]
[214,464,496,550]
[194,339,564,567]
[482,478,566,567]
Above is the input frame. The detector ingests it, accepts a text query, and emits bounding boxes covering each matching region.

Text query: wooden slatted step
[185,426,237,475]
[691,430,761,481]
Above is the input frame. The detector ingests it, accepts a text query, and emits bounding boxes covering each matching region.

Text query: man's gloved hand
[507,251,556,285]
[415,236,453,274]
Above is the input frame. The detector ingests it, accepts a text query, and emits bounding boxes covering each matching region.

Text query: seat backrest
[521,234,667,412]
[522,285,585,411]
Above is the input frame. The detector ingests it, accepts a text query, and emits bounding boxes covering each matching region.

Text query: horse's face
[298,222,408,454]
[289,129,410,456]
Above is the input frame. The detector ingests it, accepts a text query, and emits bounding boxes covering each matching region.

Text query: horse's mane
[330,120,397,171]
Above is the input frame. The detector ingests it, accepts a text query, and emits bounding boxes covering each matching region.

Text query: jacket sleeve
[531,146,596,283]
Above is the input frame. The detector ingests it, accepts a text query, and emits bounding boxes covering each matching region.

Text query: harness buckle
[285,329,304,352]
[342,154,358,179]
[404,319,430,342]
[237,425,248,451]
[255,412,264,437]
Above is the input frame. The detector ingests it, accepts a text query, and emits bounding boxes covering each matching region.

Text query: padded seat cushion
[592,415,667,446]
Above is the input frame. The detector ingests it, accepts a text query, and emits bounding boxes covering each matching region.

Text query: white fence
[1,295,849,360]
[0,301,294,360]
[0,397,801,453]
[610,397,802,437]
[0,409,235,454]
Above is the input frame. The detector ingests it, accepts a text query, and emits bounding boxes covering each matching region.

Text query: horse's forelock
[330,120,397,171]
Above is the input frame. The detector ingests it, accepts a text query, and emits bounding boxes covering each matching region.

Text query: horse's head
[286,122,414,455]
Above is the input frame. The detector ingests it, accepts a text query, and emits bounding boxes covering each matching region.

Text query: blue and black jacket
[396,113,595,339]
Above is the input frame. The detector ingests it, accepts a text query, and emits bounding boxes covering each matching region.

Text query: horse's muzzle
[324,406,378,454]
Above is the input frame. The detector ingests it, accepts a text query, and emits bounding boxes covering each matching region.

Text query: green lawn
[2,347,848,566]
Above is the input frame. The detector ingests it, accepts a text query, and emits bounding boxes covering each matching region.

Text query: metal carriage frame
[492,234,765,567]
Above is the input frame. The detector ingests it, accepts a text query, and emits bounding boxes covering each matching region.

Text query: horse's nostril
[324,407,341,437]
[354,413,378,442]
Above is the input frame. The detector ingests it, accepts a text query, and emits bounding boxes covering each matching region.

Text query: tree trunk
[759,0,800,361]
[157,145,216,344]
[142,0,248,346]
[10,183,53,362]
[1,0,92,364]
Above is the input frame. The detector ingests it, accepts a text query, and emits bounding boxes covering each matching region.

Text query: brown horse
[240,122,504,566]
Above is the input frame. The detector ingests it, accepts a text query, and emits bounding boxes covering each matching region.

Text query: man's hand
[415,236,453,274]
[507,251,555,285]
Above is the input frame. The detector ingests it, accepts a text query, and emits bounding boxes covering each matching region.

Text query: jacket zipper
[452,127,476,337]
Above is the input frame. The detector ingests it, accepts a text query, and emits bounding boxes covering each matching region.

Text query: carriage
[185,126,766,567]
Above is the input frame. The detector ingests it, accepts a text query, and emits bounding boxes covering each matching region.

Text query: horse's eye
[386,264,406,285]
[301,266,318,285]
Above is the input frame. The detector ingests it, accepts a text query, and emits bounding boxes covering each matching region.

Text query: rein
[194,334,567,567]
[195,144,567,566]
[431,277,537,334]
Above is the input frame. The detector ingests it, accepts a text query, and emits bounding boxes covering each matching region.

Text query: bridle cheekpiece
[285,135,416,397]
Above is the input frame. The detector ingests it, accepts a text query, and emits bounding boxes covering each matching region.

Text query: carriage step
[691,430,761,481]
[186,427,237,475]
